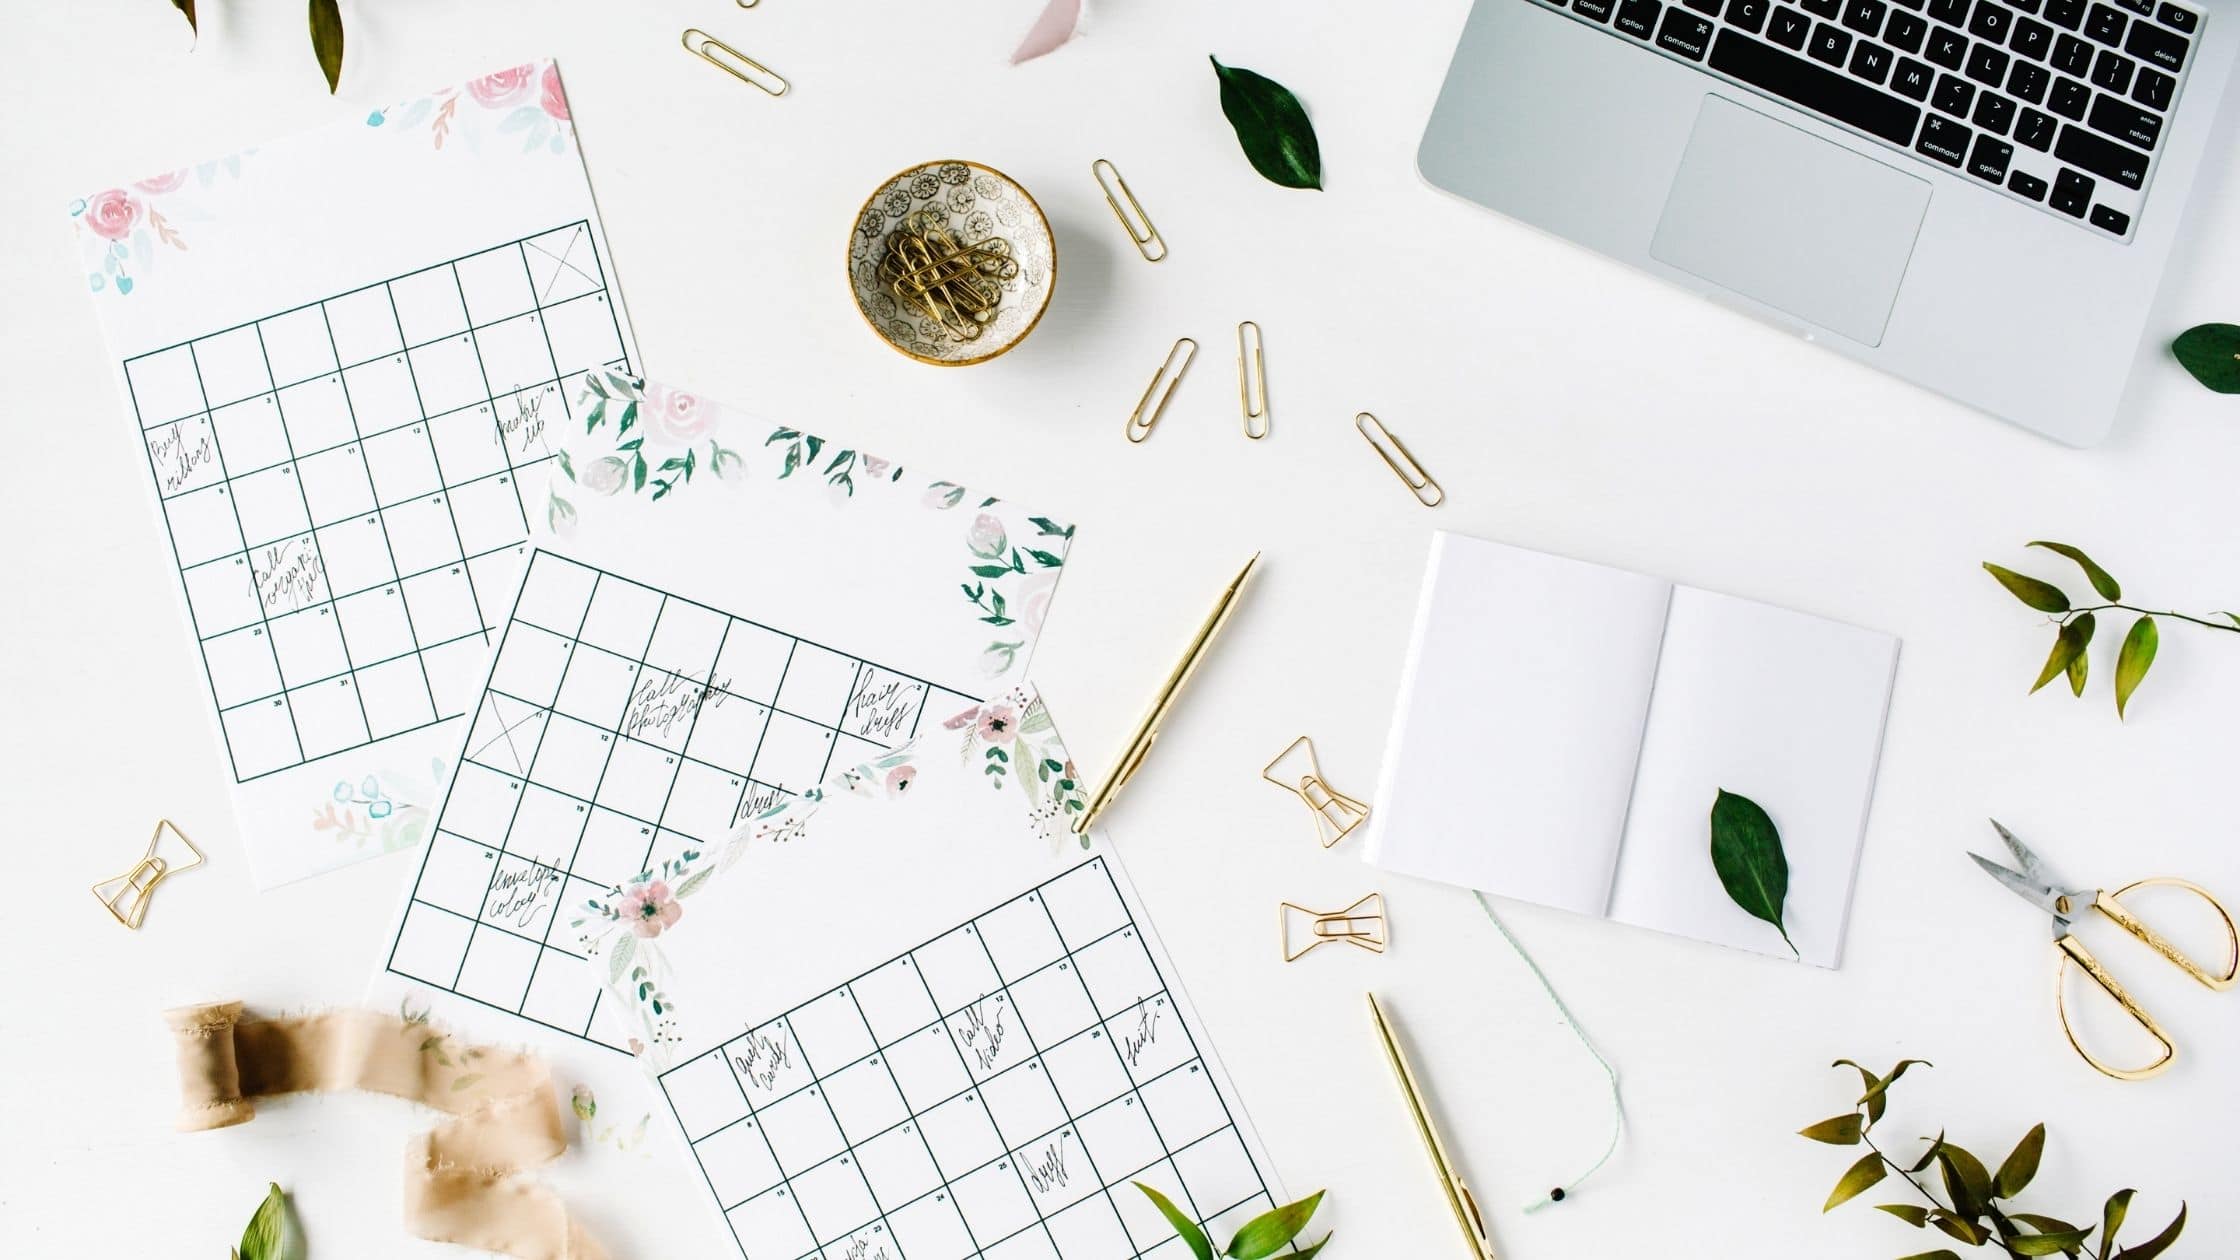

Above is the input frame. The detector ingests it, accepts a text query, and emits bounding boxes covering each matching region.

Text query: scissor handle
[2054,935,2176,1081]
[2096,880,2240,992]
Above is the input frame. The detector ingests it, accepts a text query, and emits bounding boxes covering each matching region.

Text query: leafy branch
[1137,1183,1330,1260]
[1984,541,2240,719]
[1803,1058,2184,1259]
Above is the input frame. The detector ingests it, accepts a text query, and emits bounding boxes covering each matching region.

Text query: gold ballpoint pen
[1071,552,1260,836]
[1369,991,1498,1260]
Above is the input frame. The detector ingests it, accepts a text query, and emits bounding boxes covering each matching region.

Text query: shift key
[1709,28,1923,144]
[2055,122,2149,187]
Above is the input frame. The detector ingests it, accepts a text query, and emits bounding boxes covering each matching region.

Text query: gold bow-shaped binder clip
[1262,736,1371,849]
[92,819,205,929]
[1280,893,1388,962]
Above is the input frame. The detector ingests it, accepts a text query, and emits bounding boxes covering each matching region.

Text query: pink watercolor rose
[578,455,628,495]
[886,765,916,796]
[134,170,186,195]
[968,513,1009,559]
[467,65,537,108]
[647,384,712,441]
[861,454,891,480]
[619,879,682,938]
[976,705,1017,742]
[83,189,142,242]
[1015,572,1059,634]
[540,64,570,121]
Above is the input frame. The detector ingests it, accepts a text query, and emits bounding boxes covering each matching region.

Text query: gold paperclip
[1092,159,1167,262]
[1126,337,1196,443]
[1356,412,1444,507]
[1237,322,1270,440]
[682,29,789,96]
[1262,737,1370,849]
[1280,893,1388,962]
[92,819,206,930]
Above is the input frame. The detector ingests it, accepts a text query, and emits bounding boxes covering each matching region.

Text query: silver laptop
[1420,0,2236,444]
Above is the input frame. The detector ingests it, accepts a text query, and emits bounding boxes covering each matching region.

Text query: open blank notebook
[1364,532,1900,967]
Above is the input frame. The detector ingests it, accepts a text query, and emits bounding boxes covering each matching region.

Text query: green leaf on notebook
[1709,788,1798,959]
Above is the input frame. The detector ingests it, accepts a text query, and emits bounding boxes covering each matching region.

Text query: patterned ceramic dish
[847,160,1056,367]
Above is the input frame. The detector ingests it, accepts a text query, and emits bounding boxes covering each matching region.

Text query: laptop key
[1928,27,1969,66]
[1685,0,1725,13]
[2016,105,2059,147]
[1968,133,2016,180]
[1970,1,2016,41]
[1934,71,1978,114]
[1852,39,1897,81]
[2056,122,2148,187]
[1968,44,2012,84]
[1706,28,1926,143]
[1928,0,1970,23]
[1894,55,1938,97]
[2050,167,2095,214]
[2009,61,2051,101]
[2050,75,2091,117]
[1804,0,1844,15]
[1810,20,1855,62]
[2155,2,2196,31]
[2122,20,2186,70]
[1918,114,1972,163]
[2012,16,2054,58]
[2053,32,2094,71]
[2045,0,2086,26]
[1575,0,1618,20]
[2089,203,2131,234]
[1616,0,1663,38]
[1727,0,1770,32]
[2111,0,2152,14]
[1974,91,2018,133]
[2008,169,2050,199]
[1658,8,1718,57]
[2009,0,2041,11]
[2085,3,2126,42]
[2132,66,2174,109]
[1845,0,1891,31]
[2091,48,2134,91]
[2089,93,2162,148]
[1770,5,1815,45]
[1886,10,1930,48]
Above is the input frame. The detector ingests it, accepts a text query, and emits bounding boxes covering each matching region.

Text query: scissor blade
[1970,851,2065,921]
[1988,818,2051,885]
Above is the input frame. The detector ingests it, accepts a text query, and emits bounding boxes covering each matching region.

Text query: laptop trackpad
[1651,96,1930,347]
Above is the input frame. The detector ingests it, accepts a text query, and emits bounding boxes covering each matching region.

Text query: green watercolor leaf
[2027,542,2122,600]
[1135,1183,1214,1260]
[309,0,344,93]
[2116,1203,2185,1260]
[1799,1113,1863,1145]
[1209,57,1322,190]
[1225,1191,1323,1258]
[1710,789,1796,957]
[1995,1123,2046,1198]
[1986,563,2071,613]
[1824,1152,1886,1211]
[2114,616,2158,719]
[2172,323,2240,393]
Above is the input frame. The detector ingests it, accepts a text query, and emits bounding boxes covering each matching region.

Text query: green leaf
[308,0,345,93]
[1937,1145,1994,1218]
[2172,323,2240,393]
[2027,542,2122,600]
[2114,616,2157,719]
[1710,789,1796,956]
[2033,615,2095,693]
[2099,1189,2134,1260]
[1995,1123,2046,1198]
[1135,1183,1214,1260]
[2012,1233,2093,1256]
[171,0,197,34]
[1825,1152,1887,1211]
[1985,563,2072,613]
[1798,1113,1863,1145]
[1209,57,1323,190]
[1896,1252,1965,1260]
[2115,1203,2184,1260]
[1907,1132,1946,1173]
[236,1183,302,1260]
[1856,1059,1930,1124]
[1289,1234,1332,1260]
[1931,1210,1989,1245]
[2067,616,2094,696]
[1224,1191,1323,1258]
[1879,1204,1932,1228]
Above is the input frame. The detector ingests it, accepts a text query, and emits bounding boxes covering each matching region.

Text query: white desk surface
[6,1,2238,1256]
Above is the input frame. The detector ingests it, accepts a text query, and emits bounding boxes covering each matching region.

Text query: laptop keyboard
[1539,0,2206,240]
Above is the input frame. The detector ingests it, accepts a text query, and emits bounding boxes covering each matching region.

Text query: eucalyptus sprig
[1802,1059,2184,1259]
[1985,541,2240,718]
[1137,1183,1331,1260]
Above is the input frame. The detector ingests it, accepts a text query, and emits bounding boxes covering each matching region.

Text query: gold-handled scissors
[1971,820,2237,1081]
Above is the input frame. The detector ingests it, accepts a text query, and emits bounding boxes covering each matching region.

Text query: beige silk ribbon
[166,1001,607,1260]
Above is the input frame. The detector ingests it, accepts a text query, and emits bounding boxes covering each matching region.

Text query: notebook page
[1607,586,1897,967]
[1363,532,1672,916]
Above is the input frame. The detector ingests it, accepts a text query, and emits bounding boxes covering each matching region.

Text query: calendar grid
[659,858,1283,1260]
[123,221,629,784]
[386,552,978,1052]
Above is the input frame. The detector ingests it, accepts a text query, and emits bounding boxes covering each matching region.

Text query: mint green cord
[1473,891,1625,1211]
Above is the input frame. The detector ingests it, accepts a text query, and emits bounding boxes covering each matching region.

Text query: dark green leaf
[2172,323,2240,394]
[1858,1059,1931,1122]
[2012,1232,2093,1256]
[1879,1204,1931,1228]
[309,0,345,93]
[1907,1133,1946,1173]
[1710,789,1796,956]
[2114,616,2157,719]
[1209,57,1322,190]
[1995,1124,2046,1199]
[1825,1152,1887,1211]
[2011,1214,2083,1236]
[2067,616,2094,696]
[1937,1145,1993,1218]
[171,0,197,34]
[2033,616,2095,694]
[1799,1113,1863,1145]
[1931,1210,1988,1245]
[2115,1203,2184,1260]
[1895,1251,1965,1260]
[1224,1191,1323,1258]
[1289,1234,1332,1260]
[2027,542,2122,600]
[1832,1059,1885,1123]
[2100,1189,2134,1259]
[1135,1183,1214,1260]
[1985,563,2072,613]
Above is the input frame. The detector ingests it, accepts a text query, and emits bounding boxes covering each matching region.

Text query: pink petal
[1011,0,1084,64]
